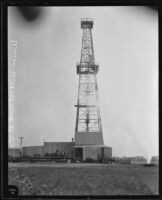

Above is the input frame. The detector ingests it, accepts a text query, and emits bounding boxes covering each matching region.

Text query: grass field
[8,162,159,195]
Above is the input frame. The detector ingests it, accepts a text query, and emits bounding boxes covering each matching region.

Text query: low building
[130,156,147,164]
[43,142,74,157]
[22,146,44,157]
[9,148,21,158]
[150,156,159,166]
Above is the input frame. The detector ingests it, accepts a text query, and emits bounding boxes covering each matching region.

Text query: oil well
[74,18,112,161]
[9,19,112,163]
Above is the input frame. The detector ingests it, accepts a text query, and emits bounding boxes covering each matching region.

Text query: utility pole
[18,136,24,157]
[71,138,75,161]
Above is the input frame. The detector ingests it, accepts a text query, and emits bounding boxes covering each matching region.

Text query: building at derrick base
[74,132,112,161]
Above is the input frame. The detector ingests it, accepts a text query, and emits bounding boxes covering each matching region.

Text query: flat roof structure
[81,18,93,29]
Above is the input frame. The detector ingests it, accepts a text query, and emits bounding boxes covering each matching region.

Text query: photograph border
[1,0,160,199]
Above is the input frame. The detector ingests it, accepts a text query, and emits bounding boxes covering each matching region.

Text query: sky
[8,6,158,160]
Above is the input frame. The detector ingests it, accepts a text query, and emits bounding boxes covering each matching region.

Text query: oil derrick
[75,18,104,146]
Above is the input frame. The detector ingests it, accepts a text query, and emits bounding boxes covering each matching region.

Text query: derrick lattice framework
[75,18,104,145]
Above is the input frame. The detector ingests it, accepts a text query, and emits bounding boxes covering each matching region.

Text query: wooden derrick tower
[75,18,104,146]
